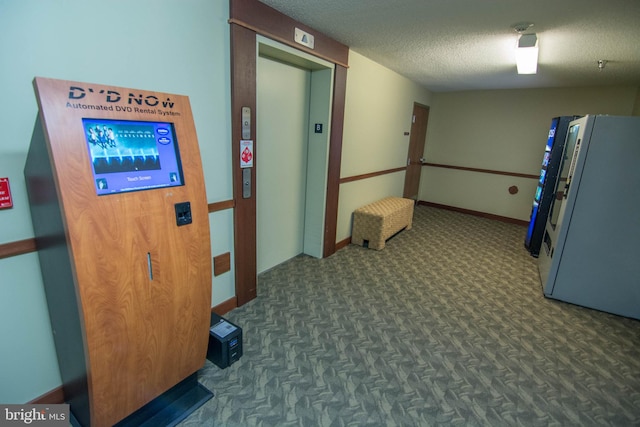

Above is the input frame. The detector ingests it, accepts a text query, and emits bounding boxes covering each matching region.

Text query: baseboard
[212,297,237,316]
[417,201,528,227]
[335,237,351,251]
[336,201,527,254]
[29,385,65,404]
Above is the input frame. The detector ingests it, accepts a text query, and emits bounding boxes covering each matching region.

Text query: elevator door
[257,55,311,273]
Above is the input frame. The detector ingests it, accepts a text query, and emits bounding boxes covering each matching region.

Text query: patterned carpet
[179,205,640,426]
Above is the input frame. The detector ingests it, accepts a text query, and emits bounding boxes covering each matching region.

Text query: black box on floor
[207,312,242,369]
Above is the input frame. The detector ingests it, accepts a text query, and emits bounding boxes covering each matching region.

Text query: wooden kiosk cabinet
[25,78,213,427]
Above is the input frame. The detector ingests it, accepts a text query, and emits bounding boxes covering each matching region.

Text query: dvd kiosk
[25,78,213,426]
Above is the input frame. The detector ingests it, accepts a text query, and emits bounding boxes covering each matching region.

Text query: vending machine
[538,115,640,320]
[524,116,577,257]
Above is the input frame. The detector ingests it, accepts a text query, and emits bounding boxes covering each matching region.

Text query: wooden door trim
[229,0,348,305]
[229,0,348,67]
[322,64,347,258]
[230,23,258,306]
[228,19,348,69]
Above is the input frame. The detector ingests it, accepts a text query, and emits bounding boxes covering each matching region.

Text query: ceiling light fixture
[516,34,538,74]
[512,23,538,75]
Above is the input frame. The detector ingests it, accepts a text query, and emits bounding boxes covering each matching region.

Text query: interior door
[403,103,430,200]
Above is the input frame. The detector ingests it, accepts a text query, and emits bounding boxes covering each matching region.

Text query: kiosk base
[70,373,213,427]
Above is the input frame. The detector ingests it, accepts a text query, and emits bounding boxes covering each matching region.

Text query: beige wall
[337,51,433,241]
[0,0,232,404]
[420,86,639,221]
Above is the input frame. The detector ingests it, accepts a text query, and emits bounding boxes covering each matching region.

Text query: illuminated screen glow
[82,118,184,195]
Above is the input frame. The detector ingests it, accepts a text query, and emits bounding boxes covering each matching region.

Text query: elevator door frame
[256,37,335,272]
[229,0,349,306]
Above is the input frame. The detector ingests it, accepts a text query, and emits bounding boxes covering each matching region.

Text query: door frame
[229,0,349,305]
[256,37,335,271]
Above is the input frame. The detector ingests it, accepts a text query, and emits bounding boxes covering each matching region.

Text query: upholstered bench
[352,197,414,250]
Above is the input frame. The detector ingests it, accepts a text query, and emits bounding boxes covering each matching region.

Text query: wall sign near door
[240,140,254,168]
[294,28,315,49]
[0,177,13,209]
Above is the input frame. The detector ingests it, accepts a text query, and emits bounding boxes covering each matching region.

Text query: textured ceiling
[258,0,640,92]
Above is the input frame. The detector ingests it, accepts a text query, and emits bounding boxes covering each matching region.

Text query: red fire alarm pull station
[0,177,13,209]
